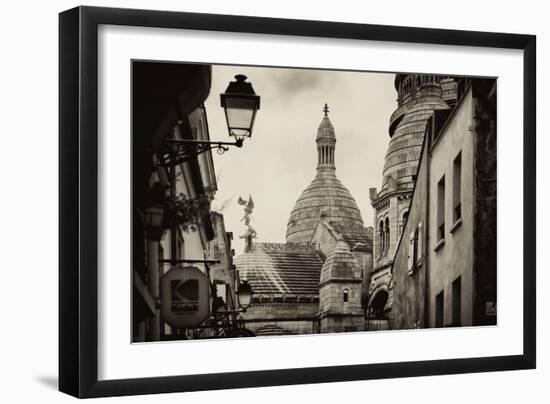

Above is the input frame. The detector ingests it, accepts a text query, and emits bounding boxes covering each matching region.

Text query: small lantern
[237,280,254,311]
[143,204,164,241]
[220,75,260,140]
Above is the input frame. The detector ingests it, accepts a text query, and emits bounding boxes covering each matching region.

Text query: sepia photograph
[131,61,497,342]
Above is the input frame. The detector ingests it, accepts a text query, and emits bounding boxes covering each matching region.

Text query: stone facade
[390,131,429,329]
[427,88,475,327]
[318,240,364,333]
[241,303,319,335]
[310,220,373,309]
[390,78,497,329]
[207,212,238,311]
[471,81,497,325]
[367,74,457,320]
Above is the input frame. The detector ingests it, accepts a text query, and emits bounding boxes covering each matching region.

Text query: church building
[367,74,458,324]
[235,105,373,336]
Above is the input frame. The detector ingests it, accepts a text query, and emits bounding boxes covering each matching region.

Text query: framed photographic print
[59,6,536,398]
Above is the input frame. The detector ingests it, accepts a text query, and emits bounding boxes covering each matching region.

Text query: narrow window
[453,152,462,223]
[437,175,446,242]
[379,220,384,257]
[415,221,423,267]
[435,291,444,328]
[385,217,390,255]
[343,288,349,303]
[452,277,462,326]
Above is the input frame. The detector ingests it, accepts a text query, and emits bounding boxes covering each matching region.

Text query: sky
[203,64,397,254]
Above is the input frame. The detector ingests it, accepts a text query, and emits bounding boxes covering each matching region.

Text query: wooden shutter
[416,221,423,267]
[408,231,415,272]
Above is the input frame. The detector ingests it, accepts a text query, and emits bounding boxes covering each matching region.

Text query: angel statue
[238,195,257,252]
[237,194,254,226]
[239,225,258,253]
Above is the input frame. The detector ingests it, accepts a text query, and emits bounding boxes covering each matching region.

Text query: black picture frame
[59,5,536,398]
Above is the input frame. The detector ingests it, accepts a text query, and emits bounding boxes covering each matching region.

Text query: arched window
[378,220,384,257]
[385,217,390,256]
[343,288,349,303]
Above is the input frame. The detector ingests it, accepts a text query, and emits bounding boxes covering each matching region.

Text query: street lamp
[237,280,253,312]
[143,204,165,241]
[220,74,261,141]
[214,280,254,317]
[158,74,260,167]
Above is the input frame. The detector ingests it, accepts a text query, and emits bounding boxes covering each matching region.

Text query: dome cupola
[286,104,364,244]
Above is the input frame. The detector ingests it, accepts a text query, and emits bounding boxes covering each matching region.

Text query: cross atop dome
[316,104,335,143]
[323,103,329,117]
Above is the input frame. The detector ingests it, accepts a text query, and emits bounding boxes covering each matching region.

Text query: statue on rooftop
[238,195,257,252]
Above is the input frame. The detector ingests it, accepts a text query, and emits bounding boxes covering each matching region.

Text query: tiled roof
[234,242,322,296]
[329,222,373,253]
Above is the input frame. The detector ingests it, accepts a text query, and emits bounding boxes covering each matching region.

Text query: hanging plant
[164,192,212,232]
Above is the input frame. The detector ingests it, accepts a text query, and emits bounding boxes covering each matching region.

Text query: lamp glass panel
[238,290,252,308]
[226,107,255,131]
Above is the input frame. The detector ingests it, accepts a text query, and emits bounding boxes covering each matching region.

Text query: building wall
[246,320,316,335]
[320,313,365,333]
[391,138,429,329]
[353,250,373,307]
[311,221,373,309]
[319,281,363,316]
[318,241,364,332]
[372,195,410,268]
[241,303,319,335]
[368,75,454,321]
[471,82,497,326]
[132,64,213,342]
[428,89,475,327]
[207,212,237,311]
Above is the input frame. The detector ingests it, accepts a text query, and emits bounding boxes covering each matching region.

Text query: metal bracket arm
[158,138,243,167]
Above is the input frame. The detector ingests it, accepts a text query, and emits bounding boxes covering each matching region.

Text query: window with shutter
[416,221,423,267]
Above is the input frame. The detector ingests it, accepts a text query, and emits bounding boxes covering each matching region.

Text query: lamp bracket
[158,138,243,167]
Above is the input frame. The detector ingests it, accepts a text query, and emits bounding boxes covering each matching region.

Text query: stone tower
[318,239,364,333]
[367,74,457,318]
[286,104,364,244]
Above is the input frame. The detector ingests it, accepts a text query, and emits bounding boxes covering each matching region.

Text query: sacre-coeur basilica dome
[285,104,364,244]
